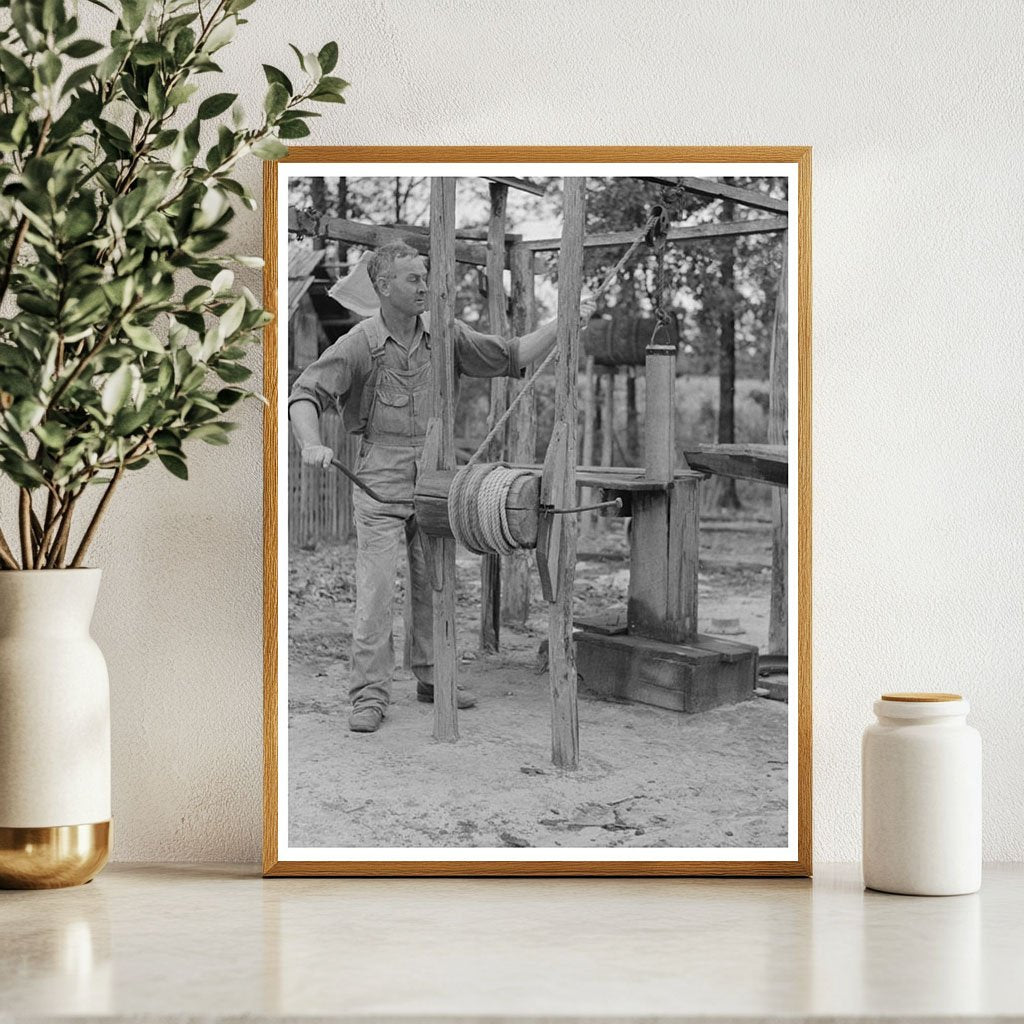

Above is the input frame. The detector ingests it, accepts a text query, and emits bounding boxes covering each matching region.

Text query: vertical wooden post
[480,183,509,653]
[625,365,639,463]
[548,177,586,770]
[581,354,596,540]
[769,237,789,655]
[502,242,536,626]
[429,177,459,742]
[601,368,615,468]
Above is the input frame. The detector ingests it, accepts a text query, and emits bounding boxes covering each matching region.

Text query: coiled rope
[449,463,536,555]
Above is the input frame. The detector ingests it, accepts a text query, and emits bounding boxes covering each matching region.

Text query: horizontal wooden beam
[637,176,788,215]
[289,209,493,267]
[684,443,788,487]
[522,216,788,253]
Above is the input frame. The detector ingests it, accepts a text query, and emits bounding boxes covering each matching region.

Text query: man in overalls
[289,241,593,733]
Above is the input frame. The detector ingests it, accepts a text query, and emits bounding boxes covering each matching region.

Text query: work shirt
[288,312,523,436]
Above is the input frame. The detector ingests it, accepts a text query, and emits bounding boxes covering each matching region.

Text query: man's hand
[579,290,597,322]
[301,445,334,469]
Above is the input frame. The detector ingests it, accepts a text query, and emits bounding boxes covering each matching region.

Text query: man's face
[380,255,428,316]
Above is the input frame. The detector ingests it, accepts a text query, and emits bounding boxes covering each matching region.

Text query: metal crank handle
[329,458,409,505]
[546,497,623,516]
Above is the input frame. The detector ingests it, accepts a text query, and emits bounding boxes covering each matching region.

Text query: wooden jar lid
[881,692,962,702]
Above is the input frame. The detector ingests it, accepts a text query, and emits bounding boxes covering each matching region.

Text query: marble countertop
[2,862,1022,1021]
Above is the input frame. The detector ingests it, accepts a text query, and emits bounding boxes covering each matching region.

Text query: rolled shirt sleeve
[452,321,523,379]
[287,331,370,419]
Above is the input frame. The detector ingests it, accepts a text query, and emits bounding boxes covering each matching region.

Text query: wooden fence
[288,410,359,548]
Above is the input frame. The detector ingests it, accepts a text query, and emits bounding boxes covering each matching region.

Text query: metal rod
[546,497,623,516]
[329,458,408,504]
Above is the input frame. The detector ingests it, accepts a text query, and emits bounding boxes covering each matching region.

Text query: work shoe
[348,705,384,733]
[416,683,477,709]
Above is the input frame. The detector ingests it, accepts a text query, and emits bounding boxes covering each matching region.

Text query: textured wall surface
[66,0,1024,862]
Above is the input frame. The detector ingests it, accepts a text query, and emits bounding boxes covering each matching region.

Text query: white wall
[76,0,1024,862]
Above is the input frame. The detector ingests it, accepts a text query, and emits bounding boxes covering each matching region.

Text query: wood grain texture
[548,177,585,770]
[262,146,812,877]
[523,215,788,252]
[262,159,279,875]
[770,239,789,654]
[481,183,509,653]
[502,241,537,626]
[429,179,459,743]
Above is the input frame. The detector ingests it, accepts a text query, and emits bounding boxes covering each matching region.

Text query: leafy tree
[0,0,347,568]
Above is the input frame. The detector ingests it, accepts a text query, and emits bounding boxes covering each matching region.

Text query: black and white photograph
[266,153,809,874]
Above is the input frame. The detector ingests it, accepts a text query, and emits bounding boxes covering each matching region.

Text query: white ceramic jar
[862,692,981,895]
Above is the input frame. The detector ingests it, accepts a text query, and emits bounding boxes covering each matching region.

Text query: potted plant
[0,0,345,887]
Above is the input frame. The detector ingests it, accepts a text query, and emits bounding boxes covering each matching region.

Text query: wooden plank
[684,444,788,487]
[636,176,788,215]
[535,422,567,603]
[481,182,509,655]
[580,355,596,541]
[290,208,489,268]
[429,179,459,743]
[502,241,537,627]
[482,175,546,196]
[769,237,789,655]
[417,422,443,590]
[627,491,669,640]
[665,478,699,642]
[548,176,586,770]
[522,216,788,252]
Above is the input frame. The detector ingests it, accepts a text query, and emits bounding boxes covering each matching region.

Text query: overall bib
[349,342,434,712]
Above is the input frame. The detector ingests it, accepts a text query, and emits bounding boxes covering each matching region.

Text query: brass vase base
[0,821,110,889]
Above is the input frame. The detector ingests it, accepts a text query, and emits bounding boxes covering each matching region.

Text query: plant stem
[0,113,52,309]
[0,528,19,570]
[18,489,34,569]
[70,466,124,568]
[45,492,79,569]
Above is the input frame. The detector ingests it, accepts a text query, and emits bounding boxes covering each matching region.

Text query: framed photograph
[263,147,811,876]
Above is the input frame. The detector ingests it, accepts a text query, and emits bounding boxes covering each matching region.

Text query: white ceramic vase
[0,569,111,888]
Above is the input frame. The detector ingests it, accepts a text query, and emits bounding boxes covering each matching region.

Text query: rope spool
[448,463,536,556]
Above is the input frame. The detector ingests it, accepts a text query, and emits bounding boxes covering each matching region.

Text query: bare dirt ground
[286,515,787,851]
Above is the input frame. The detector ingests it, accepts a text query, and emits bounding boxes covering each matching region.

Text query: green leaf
[158,452,188,479]
[123,322,164,353]
[38,51,62,86]
[173,26,196,64]
[309,88,345,104]
[318,75,349,93]
[166,82,199,107]
[60,63,97,96]
[203,16,236,53]
[147,74,166,118]
[251,138,287,160]
[210,269,234,294]
[9,399,45,432]
[264,82,288,117]
[262,64,292,94]
[198,91,236,119]
[318,41,339,75]
[0,49,33,87]
[133,42,168,66]
[63,38,104,58]
[34,421,70,449]
[121,0,151,33]
[277,120,310,140]
[101,365,133,415]
[218,296,246,339]
[214,362,251,383]
[189,423,230,445]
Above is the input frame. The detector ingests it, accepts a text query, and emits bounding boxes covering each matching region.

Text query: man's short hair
[367,241,421,295]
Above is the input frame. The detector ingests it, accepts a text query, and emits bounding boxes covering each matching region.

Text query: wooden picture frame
[263,148,812,877]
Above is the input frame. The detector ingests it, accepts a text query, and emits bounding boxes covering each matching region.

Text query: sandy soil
[286,516,788,850]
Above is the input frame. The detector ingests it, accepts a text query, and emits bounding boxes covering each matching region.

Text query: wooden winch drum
[414,469,542,547]
[580,313,681,368]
